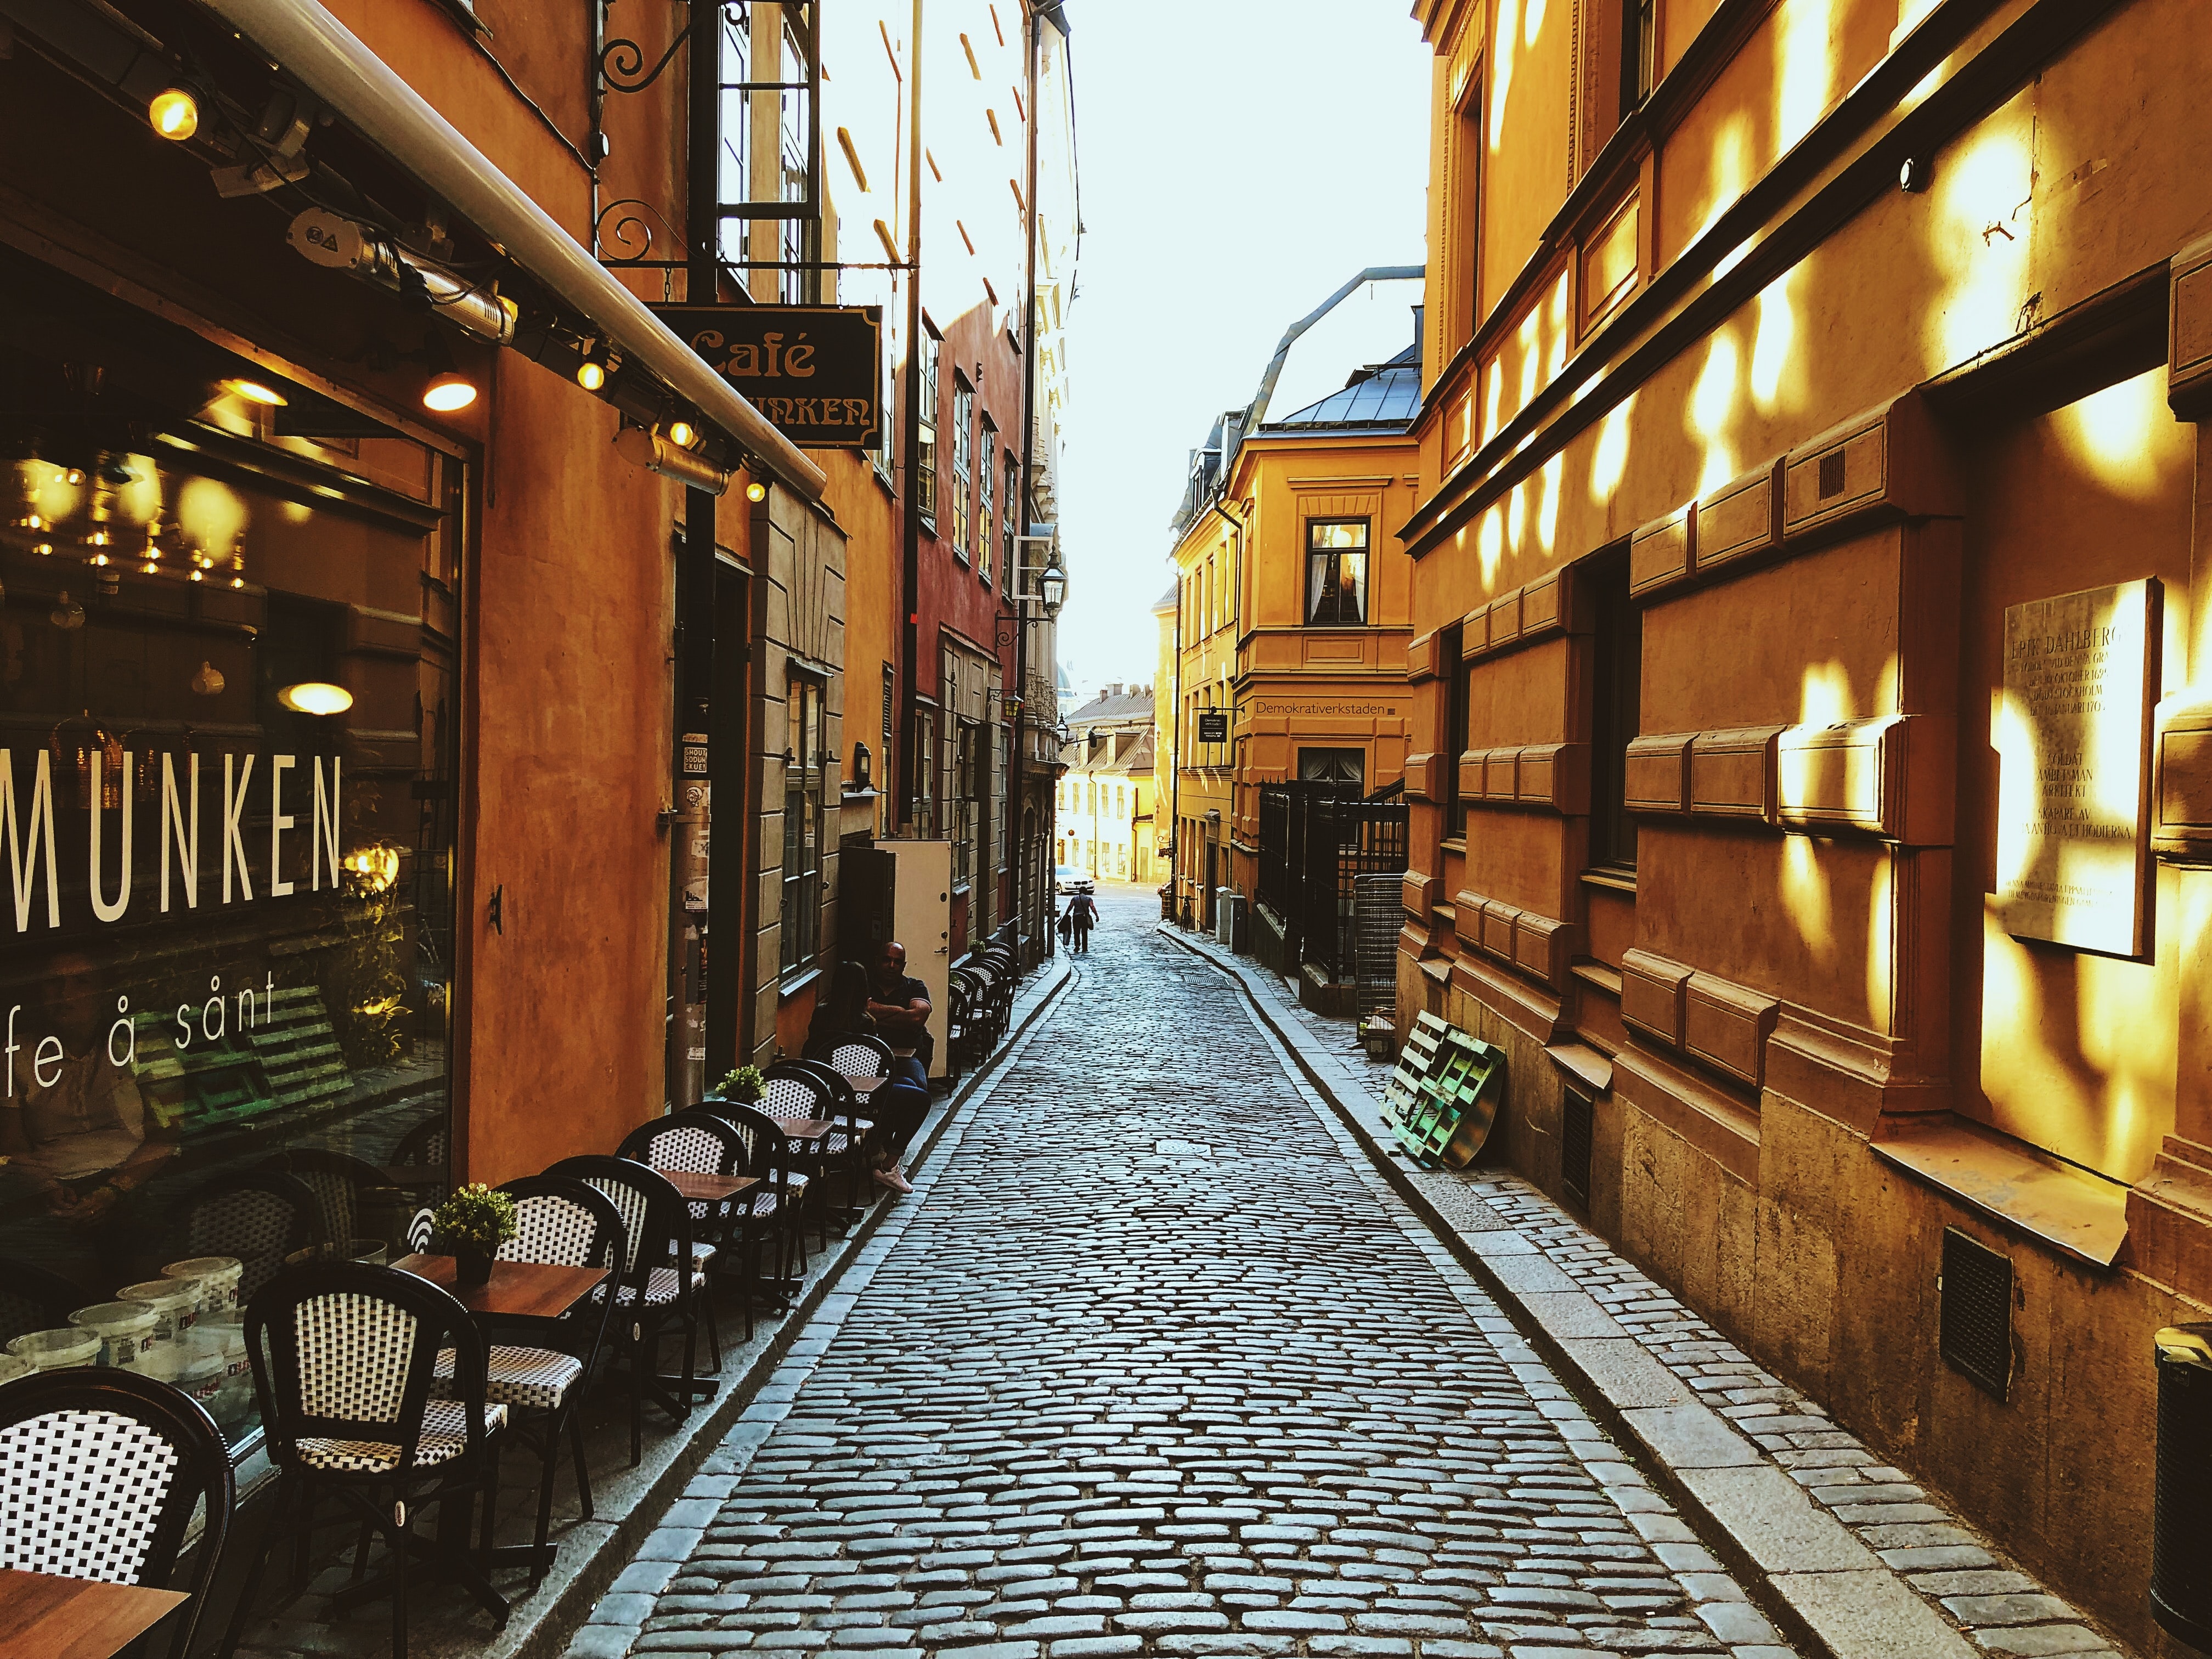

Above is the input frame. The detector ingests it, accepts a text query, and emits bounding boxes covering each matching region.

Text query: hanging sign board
[1197,712,1230,743]
[1994,577,2160,958]
[653,303,882,450]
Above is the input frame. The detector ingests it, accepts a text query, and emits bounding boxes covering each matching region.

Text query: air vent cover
[1940,1227,2012,1401]
[1562,1088,1594,1207]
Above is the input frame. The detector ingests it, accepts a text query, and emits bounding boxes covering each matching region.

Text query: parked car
[1055,865,1095,895]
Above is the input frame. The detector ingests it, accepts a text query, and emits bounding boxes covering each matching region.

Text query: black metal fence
[1257,781,1408,981]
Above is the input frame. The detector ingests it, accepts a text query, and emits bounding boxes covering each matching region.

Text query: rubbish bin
[2154,1324,2212,1650]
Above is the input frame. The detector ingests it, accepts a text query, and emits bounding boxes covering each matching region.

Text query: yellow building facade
[1395,0,2212,1644]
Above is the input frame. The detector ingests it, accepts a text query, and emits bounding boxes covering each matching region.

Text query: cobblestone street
[606,889,1793,1659]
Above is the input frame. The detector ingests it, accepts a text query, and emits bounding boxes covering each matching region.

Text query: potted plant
[430,1183,517,1288]
[716,1064,766,1105]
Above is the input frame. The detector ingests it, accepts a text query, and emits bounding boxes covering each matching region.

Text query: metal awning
[197,0,826,501]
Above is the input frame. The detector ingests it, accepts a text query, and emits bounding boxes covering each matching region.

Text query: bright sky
[1052,2,1434,703]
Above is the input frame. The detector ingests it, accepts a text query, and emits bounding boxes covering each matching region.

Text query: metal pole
[1013,1,1043,960]
[896,0,923,831]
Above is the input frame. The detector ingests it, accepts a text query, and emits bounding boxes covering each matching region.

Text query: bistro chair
[613,1114,735,1360]
[179,1170,321,1305]
[542,1156,709,1466]
[219,1261,506,1659]
[703,1102,810,1301]
[424,1176,624,1588]
[771,1058,879,1223]
[258,1147,394,1260]
[803,1030,897,1084]
[759,1066,854,1248]
[0,1256,94,1347]
[389,1115,449,1173]
[0,1366,236,1659]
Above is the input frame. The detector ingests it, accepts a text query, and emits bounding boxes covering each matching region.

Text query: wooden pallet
[247,986,353,1114]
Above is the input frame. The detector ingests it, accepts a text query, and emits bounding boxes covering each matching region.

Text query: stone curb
[1159,924,2130,1659]
[552,955,1081,1659]
[498,955,1084,1659]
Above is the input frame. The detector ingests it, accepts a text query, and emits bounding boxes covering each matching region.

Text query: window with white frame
[977,424,996,584]
[950,377,974,558]
[781,673,826,974]
[917,330,939,527]
[1307,518,1370,624]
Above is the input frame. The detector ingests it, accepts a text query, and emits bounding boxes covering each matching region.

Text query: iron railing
[1257,781,1407,981]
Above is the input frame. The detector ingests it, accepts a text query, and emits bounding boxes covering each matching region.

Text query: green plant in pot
[430,1183,517,1288]
[718,1064,766,1104]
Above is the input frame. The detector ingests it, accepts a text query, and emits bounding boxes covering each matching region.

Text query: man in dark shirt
[866,941,934,1075]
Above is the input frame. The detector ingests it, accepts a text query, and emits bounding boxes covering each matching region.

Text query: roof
[1152,582,1179,612]
[1262,341,1421,432]
[1065,688,1155,725]
[1060,727,1157,776]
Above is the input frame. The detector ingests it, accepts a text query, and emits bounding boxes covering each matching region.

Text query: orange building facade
[1398,0,2212,1643]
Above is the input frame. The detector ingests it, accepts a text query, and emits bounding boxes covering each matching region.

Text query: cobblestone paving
[611,891,1796,1659]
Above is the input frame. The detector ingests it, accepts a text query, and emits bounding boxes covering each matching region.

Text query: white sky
[1052,2,1433,703]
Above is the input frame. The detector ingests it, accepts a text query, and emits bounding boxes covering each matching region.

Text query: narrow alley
[607,890,1785,1659]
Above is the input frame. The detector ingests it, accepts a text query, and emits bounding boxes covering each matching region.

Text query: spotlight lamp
[278,680,354,715]
[745,479,769,503]
[1899,155,1931,193]
[221,377,287,406]
[148,86,201,141]
[419,332,478,413]
[667,419,697,449]
[576,340,611,392]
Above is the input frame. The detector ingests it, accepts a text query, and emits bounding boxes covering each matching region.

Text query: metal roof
[1261,341,1421,432]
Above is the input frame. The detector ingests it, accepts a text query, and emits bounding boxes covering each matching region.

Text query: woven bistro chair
[421,1176,624,1588]
[542,1157,709,1466]
[613,1114,741,1357]
[803,1031,896,1084]
[180,1170,322,1305]
[774,1058,882,1221]
[219,1261,506,1659]
[758,1067,856,1249]
[0,1367,236,1659]
[702,1102,809,1306]
[259,1147,394,1260]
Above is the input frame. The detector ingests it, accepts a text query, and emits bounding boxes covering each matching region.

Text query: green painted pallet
[1385,1018,1504,1169]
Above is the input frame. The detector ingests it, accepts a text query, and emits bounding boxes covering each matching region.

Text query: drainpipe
[1012,0,1049,956]
[895,0,924,831]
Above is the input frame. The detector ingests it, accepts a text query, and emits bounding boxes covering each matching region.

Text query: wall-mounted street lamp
[851,740,873,793]
[1040,558,1066,617]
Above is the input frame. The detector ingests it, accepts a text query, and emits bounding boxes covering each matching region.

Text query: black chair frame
[0,1367,235,1659]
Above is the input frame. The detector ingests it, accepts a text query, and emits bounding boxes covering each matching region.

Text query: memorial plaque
[1995,577,2161,957]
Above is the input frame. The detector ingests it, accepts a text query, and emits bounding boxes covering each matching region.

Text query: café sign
[656,303,882,450]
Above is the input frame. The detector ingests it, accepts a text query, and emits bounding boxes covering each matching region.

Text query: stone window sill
[1870,1114,2129,1266]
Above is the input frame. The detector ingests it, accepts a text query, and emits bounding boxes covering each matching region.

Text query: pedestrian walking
[1069,891,1098,953]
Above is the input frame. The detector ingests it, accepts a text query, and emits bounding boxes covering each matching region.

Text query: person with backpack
[1068,891,1099,953]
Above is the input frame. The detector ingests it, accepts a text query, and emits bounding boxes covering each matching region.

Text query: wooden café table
[0,1568,188,1659]
[392,1253,607,1319]
[655,1169,758,1204]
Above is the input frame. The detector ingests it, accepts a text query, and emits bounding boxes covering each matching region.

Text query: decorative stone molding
[1402,871,1440,921]
[1407,629,1441,682]
[1460,567,1585,665]
[1628,505,1692,598]
[1455,743,1590,815]
[1693,460,1780,574]
[1622,715,1953,844]
[2167,232,2212,420]
[1452,888,1581,992]
[1621,948,1780,1092]
[1401,752,1446,802]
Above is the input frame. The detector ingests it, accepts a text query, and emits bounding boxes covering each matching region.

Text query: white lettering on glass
[2,749,61,932]
[313,757,341,890]
[89,751,134,923]
[269,755,296,897]
[222,754,255,903]
[32,1034,62,1088]
[161,753,199,913]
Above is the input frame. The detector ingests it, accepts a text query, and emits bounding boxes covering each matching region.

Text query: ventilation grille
[1818,448,1848,499]
[1939,1227,2012,1400]
[1561,1088,1594,1207]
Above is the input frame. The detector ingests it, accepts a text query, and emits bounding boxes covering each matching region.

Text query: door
[838,846,898,968]
[1204,838,1220,931]
[886,839,955,1081]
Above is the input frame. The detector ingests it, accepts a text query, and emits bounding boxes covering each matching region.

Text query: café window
[781,673,825,974]
[977,426,996,585]
[1300,748,1367,791]
[1307,519,1370,624]
[950,378,974,560]
[916,329,939,528]
[0,249,459,1449]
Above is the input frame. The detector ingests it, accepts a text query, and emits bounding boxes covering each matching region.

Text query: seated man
[865,941,934,1082]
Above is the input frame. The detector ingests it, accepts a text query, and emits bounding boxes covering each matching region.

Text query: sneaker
[873,1167,915,1194]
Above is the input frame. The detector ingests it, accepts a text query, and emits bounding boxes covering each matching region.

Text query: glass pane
[1308,520,1367,551]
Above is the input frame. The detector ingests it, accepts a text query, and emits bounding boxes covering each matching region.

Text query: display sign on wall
[1995,577,2162,957]
[654,304,882,449]
[1197,711,1230,743]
